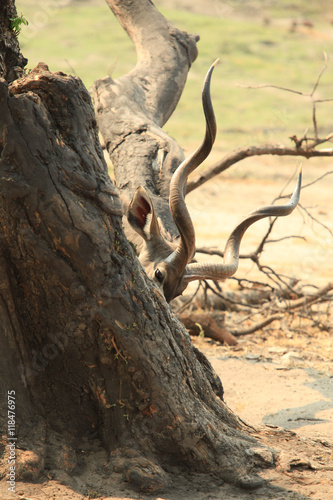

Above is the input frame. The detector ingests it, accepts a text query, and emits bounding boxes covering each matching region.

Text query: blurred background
[15,0,333,155]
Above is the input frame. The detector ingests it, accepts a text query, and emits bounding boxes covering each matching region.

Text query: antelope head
[127,61,302,302]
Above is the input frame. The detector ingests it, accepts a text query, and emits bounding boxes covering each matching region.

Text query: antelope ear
[127,187,161,241]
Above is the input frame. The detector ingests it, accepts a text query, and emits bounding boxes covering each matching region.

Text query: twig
[300,169,333,191]
[311,51,328,96]
[238,83,305,96]
[204,281,257,311]
[299,204,333,237]
[229,277,275,293]
[174,281,202,314]
[275,283,333,311]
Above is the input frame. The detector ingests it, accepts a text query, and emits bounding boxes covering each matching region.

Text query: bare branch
[314,98,333,103]
[312,101,319,140]
[174,281,202,314]
[238,83,305,96]
[229,277,275,294]
[275,283,333,311]
[301,169,333,191]
[204,281,256,311]
[229,314,283,336]
[264,235,306,245]
[299,204,333,237]
[186,145,333,194]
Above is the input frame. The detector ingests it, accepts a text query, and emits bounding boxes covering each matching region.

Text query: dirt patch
[191,329,333,500]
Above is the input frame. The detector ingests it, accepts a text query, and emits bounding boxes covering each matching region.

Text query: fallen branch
[275,282,333,311]
[178,310,238,345]
[229,314,283,337]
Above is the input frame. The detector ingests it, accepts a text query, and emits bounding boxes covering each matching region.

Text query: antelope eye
[154,268,164,283]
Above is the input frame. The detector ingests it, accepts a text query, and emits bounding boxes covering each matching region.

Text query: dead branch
[186,144,333,194]
[275,282,333,311]
[174,281,202,314]
[174,276,332,342]
[178,310,238,345]
[203,281,259,311]
[229,314,283,337]
[299,204,333,237]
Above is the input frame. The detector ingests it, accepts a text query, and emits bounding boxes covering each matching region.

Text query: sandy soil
[1,157,331,500]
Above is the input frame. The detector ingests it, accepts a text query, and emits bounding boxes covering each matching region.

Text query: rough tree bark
[0,0,27,81]
[0,0,279,495]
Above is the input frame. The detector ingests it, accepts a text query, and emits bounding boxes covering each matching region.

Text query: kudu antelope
[126,60,302,303]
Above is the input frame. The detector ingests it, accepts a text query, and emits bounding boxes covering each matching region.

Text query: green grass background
[15,0,333,155]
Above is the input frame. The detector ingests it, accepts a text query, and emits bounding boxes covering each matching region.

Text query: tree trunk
[0,0,278,495]
[92,0,200,234]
